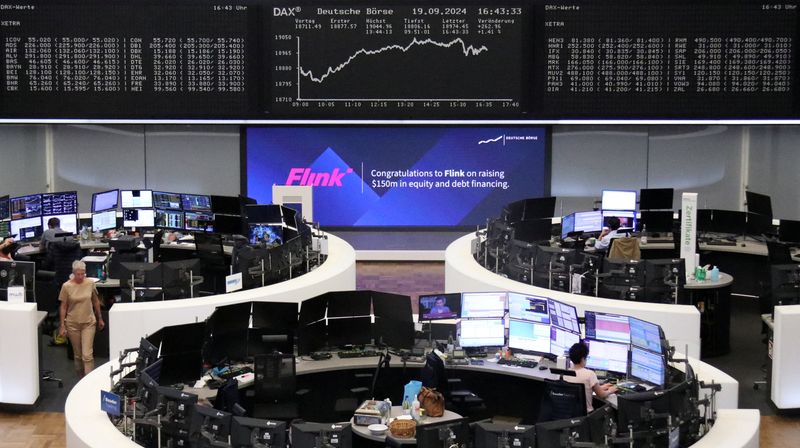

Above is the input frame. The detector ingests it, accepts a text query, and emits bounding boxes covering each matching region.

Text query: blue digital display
[246,127,548,226]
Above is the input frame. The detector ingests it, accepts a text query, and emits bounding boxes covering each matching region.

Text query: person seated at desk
[0,236,15,260]
[41,217,66,251]
[594,217,622,251]
[564,342,618,412]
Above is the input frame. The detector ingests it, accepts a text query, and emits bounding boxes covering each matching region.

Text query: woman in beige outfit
[58,260,105,377]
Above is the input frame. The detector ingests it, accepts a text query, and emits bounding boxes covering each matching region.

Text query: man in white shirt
[594,217,622,251]
[564,341,618,412]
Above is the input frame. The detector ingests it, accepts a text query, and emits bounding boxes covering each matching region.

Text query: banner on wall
[245,127,549,227]
[680,192,698,279]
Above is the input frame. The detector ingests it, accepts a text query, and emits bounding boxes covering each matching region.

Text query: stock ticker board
[0,1,797,120]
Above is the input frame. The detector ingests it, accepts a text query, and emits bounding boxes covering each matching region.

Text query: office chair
[252,353,309,421]
[766,241,793,264]
[194,232,228,295]
[608,236,641,260]
[536,378,587,423]
[421,351,486,418]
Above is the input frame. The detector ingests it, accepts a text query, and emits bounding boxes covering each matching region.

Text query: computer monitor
[602,210,636,230]
[573,210,604,234]
[42,213,78,235]
[327,316,372,346]
[616,389,671,444]
[547,298,580,333]
[214,215,245,235]
[458,318,505,348]
[507,292,550,323]
[585,339,629,375]
[297,320,327,355]
[249,224,283,246]
[210,195,242,215]
[601,258,645,287]
[298,294,327,325]
[118,262,163,288]
[746,191,773,218]
[696,209,713,233]
[372,291,414,323]
[419,293,461,320]
[231,417,286,448]
[290,422,351,448]
[137,371,161,411]
[92,189,118,212]
[189,406,232,447]
[182,194,212,212]
[709,210,746,235]
[644,258,685,289]
[252,302,298,330]
[162,259,201,299]
[247,329,294,357]
[185,211,214,232]
[373,316,415,349]
[560,213,575,239]
[152,191,183,211]
[630,346,666,388]
[416,418,470,448]
[245,204,283,224]
[638,211,674,233]
[584,311,631,344]
[550,326,581,357]
[629,317,663,353]
[92,210,117,232]
[512,218,552,243]
[122,208,155,228]
[0,195,9,220]
[156,386,198,430]
[0,221,9,238]
[639,188,674,210]
[746,212,773,236]
[120,190,153,209]
[282,206,297,229]
[155,209,184,230]
[10,217,42,241]
[503,197,556,223]
[779,219,800,244]
[41,191,78,215]
[507,319,550,355]
[460,291,507,319]
[326,290,371,318]
[770,264,800,306]
[473,422,535,448]
[535,416,593,447]
[601,190,637,211]
[10,194,42,219]
[0,260,36,302]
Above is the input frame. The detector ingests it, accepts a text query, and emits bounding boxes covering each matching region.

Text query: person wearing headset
[594,216,622,251]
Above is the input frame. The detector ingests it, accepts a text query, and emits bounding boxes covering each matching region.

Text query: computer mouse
[632,384,647,392]
[538,365,548,370]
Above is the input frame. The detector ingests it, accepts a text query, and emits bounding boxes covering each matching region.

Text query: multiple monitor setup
[1,191,79,241]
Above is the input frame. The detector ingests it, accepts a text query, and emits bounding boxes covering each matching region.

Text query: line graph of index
[269,5,527,117]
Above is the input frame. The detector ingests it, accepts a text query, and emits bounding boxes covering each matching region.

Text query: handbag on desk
[417,386,445,417]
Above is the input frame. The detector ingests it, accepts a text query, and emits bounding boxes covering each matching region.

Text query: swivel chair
[194,232,228,295]
[421,351,486,418]
[252,353,309,421]
[536,378,586,423]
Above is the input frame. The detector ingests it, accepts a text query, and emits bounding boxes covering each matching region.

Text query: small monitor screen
[10,217,42,241]
[639,188,674,210]
[41,191,78,215]
[185,211,214,232]
[547,299,580,333]
[560,213,575,239]
[123,208,155,228]
[779,219,800,244]
[249,224,283,245]
[574,210,604,233]
[461,292,507,319]
[630,346,665,387]
[602,210,636,229]
[585,339,629,375]
[639,211,674,233]
[746,191,772,217]
[182,194,212,212]
[550,326,581,357]
[458,319,505,348]
[0,195,9,220]
[710,210,747,235]
[0,221,9,237]
[419,293,460,320]
[92,210,117,232]
[585,311,631,344]
[629,317,662,353]
[507,293,550,323]
[10,194,42,219]
[601,190,637,211]
[211,195,242,215]
[155,210,184,230]
[152,191,183,210]
[121,190,153,208]
[507,319,550,354]
[92,189,118,212]
[43,214,78,235]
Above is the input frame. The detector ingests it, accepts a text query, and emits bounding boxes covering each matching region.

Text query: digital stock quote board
[0,1,798,119]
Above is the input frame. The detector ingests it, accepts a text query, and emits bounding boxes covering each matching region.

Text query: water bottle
[710,266,720,282]
[640,224,648,244]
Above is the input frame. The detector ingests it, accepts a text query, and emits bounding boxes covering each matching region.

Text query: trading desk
[64,349,747,448]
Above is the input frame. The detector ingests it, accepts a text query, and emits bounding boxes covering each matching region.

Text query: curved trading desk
[108,234,356,357]
[446,234,703,359]
[66,352,751,448]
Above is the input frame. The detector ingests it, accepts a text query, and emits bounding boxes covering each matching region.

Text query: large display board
[0,1,797,120]
[245,126,549,226]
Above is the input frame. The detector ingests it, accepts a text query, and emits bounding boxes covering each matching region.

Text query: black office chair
[537,379,587,423]
[252,353,309,421]
[767,241,793,264]
[421,351,486,418]
[194,232,228,295]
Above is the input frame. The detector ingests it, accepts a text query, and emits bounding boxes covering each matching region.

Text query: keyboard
[497,358,538,369]
[706,240,736,246]
[337,350,379,359]
[447,358,469,365]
